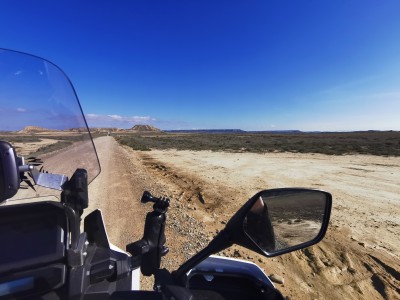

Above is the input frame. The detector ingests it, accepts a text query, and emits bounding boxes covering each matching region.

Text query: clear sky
[1,1,400,131]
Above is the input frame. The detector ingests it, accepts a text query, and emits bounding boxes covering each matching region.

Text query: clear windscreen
[0,49,100,201]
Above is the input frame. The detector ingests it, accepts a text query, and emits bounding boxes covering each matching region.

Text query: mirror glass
[243,189,328,254]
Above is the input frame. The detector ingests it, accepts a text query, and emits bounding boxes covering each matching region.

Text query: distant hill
[131,125,161,132]
[19,126,57,133]
[247,130,302,134]
[166,129,245,134]
[90,127,120,133]
[87,125,162,133]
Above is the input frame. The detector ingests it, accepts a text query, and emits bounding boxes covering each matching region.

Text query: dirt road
[86,136,148,247]
[86,137,399,299]
[85,136,209,289]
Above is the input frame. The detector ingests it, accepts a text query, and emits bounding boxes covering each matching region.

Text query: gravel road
[86,136,148,247]
[85,136,209,289]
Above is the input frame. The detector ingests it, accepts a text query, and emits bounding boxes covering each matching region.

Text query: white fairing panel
[131,267,141,290]
[187,255,275,289]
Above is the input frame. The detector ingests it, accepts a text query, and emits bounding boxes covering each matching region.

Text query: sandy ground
[146,150,400,257]
[13,138,58,156]
[132,148,400,299]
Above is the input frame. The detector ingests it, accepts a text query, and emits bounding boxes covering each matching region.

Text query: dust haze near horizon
[1,2,400,131]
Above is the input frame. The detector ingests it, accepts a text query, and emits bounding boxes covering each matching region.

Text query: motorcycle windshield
[0,49,100,201]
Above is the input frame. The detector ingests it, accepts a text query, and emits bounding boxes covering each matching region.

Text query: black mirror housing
[174,188,332,284]
[226,188,332,257]
[0,141,20,203]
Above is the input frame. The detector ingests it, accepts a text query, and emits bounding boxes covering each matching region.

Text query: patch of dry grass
[115,131,400,156]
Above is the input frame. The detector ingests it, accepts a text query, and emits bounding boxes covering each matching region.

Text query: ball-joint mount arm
[126,191,170,277]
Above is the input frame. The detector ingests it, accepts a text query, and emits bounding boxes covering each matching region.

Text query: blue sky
[1,1,400,131]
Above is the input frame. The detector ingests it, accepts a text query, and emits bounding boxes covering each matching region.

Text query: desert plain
[2,131,399,299]
[92,133,399,299]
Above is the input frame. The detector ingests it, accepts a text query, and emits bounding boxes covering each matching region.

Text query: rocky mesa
[19,126,56,133]
[130,125,161,132]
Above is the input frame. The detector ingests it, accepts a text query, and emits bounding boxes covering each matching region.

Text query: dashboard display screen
[0,202,66,273]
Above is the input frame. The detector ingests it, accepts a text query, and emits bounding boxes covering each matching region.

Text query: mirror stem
[173,229,232,286]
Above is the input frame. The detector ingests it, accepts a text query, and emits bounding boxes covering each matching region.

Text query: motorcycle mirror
[228,188,332,257]
[173,188,332,284]
[0,141,20,203]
